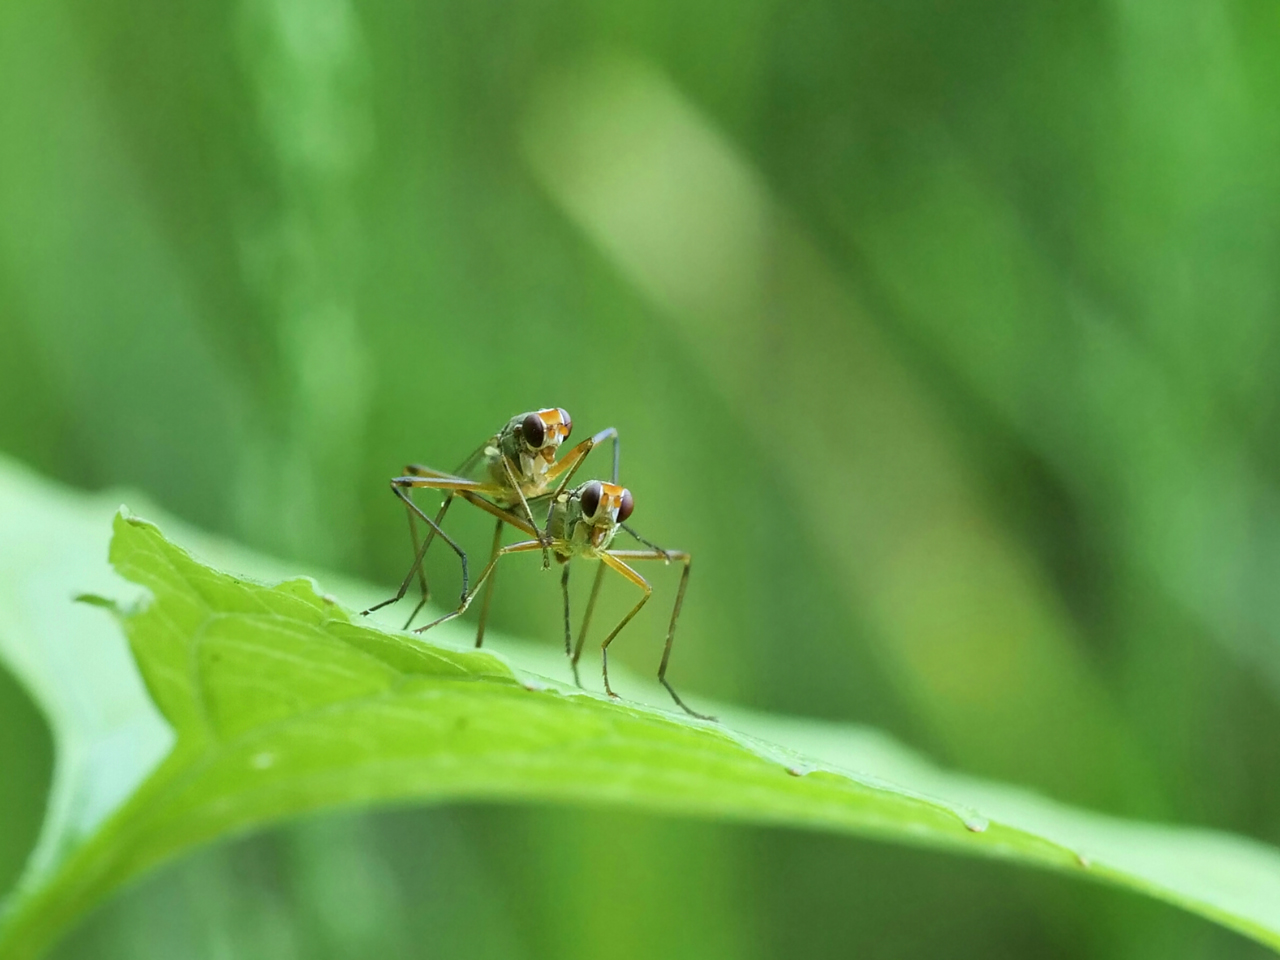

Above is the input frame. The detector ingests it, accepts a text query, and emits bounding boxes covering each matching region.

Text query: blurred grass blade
[520,54,1156,812]
[2,462,1280,955]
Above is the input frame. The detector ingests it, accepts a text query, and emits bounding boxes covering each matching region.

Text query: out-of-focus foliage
[0,0,1277,956]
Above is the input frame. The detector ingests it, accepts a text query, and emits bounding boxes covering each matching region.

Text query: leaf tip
[117,508,156,529]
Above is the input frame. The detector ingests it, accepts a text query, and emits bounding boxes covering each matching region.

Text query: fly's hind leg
[365,472,491,628]
[360,491,452,630]
[414,538,544,634]
[449,488,541,647]
[561,563,573,664]
[473,516,505,648]
[400,494,435,628]
[366,466,539,635]
[606,549,712,721]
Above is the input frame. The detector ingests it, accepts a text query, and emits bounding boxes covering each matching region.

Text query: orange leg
[601,549,710,721]
[595,552,653,703]
[546,427,620,493]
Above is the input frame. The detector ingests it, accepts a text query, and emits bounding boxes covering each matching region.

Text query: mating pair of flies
[361,408,710,720]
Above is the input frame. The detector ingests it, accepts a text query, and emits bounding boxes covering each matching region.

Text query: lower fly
[414,479,710,721]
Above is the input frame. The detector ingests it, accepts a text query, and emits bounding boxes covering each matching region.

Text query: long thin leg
[414,540,543,634]
[502,456,551,569]
[473,516,505,648]
[595,553,653,702]
[404,463,489,486]
[606,550,711,720]
[400,489,535,632]
[389,473,537,562]
[396,486,539,630]
[561,563,573,660]
[400,461,515,623]
[401,486,459,629]
[360,493,452,623]
[620,523,671,561]
[402,495,433,625]
[391,483,470,602]
[365,470,536,628]
[376,470,503,615]
[362,463,483,622]
[453,489,539,537]
[570,563,608,687]
[449,440,491,478]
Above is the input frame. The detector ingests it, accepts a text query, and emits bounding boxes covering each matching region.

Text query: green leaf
[2,461,1280,957]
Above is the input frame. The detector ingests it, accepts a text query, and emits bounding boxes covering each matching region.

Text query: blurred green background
[1,0,1279,956]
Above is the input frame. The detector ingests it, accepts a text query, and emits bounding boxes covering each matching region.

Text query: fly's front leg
[620,523,672,563]
[502,457,551,570]
[547,427,619,496]
[607,549,711,721]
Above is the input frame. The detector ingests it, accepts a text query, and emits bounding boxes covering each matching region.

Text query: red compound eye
[617,488,634,524]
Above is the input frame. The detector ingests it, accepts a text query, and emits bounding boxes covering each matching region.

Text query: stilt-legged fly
[363,409,618,642]
[413,479,709,720]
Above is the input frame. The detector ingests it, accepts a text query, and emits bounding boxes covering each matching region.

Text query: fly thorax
[547,493,573,543]
[571,518,592,552]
